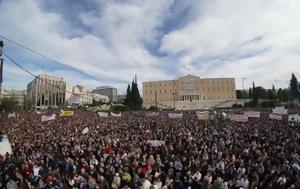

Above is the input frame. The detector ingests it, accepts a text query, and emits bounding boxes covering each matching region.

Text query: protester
[0,110,299,189]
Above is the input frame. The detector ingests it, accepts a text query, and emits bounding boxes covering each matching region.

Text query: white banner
[98,112,109,117]
[8,112,16,118]
[269,113,282,120]
[196,111,210,120]
[111,112,121,117]
[289,114,300,123]
[145,112,160,117]
[244,111,260,118]
[82,127,89,134]
[147,140,165,147]
[41,114,56,122]
[168,113,183,119]
[272,108,288,115]
[230,114,248,122]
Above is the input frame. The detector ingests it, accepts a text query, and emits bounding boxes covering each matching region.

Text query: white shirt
[277,176,286,185]
[142,179,152,189]
[240,178,249,189]
[153,181,162,189]
[192,172,202,182]
[33,166,40,177]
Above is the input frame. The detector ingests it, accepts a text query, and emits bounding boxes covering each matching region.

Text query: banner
[41,114,56,122]
[196,111,210,120]
[82,127,89,134]
[168,113,183,119]
[289,114,300,123]
[111,112,121,117]
[272,108,288,115]
[145,112,160,117]
[8,112,16,118]
[244,111,260,118]
[60,111,74,117]
[269,113,282,120]
[147,140,165,147]
[98,112,109,117]
[230,114,248,122]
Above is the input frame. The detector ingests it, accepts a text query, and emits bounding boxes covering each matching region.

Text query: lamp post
[0,40,3,103]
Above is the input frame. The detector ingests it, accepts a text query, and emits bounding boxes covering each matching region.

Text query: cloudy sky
[1,0,300,93]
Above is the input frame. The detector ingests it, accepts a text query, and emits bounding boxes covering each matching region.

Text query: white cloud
[1,0,300,92]
[0,0,174,91]
[160,0,300,89]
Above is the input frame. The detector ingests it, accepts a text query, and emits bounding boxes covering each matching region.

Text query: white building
[65,85,109,106]
[27,74,66,109]
[90,93,109,103]
[92,86,118,102]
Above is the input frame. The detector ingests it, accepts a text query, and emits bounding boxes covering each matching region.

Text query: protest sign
[41,114,56,122]
[60,111,74,117]
[98,112,109,117]
[269,113,282,120]
[147,140,165,147]
[111,112,121,117]
[244,111,260,118]
[168,113,183,119]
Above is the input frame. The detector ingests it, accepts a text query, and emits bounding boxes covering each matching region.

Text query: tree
[24,97,33,111]
[236,90,248,99]
[277,88,288,102]
[0,97,16,112]
[249,87,253,99]
[266,85,277,100]
[131,77,143,110]
[255,86,266,99]
[272,85,277,99]
[125,76,143,111]
[125,84,132,108]
[252,82,258,106]
[290,73,300,100]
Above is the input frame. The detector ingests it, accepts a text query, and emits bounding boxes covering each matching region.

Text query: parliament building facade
[142,75,238,110]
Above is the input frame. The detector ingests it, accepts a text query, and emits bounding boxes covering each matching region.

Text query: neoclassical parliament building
[142,75,239,110]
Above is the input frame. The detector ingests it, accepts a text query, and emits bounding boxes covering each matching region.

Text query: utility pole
[0,40,3,103]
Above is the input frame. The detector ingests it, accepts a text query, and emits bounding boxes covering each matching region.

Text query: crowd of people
[0,110,300,189]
